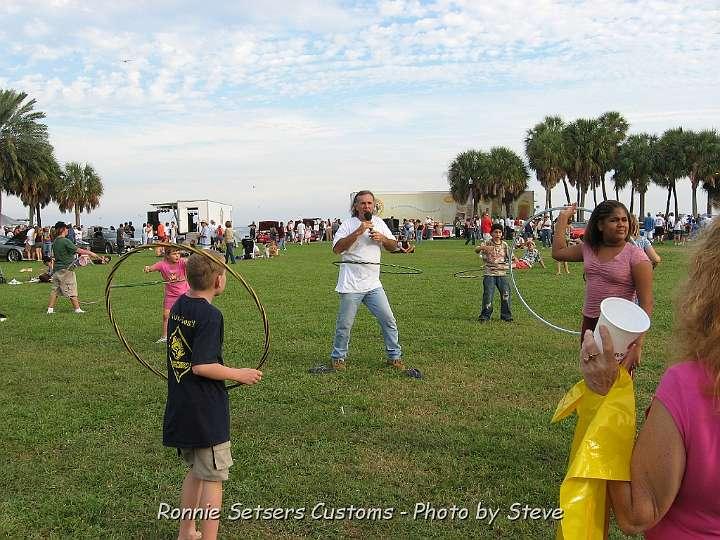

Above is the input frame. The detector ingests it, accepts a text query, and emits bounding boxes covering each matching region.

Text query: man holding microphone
[312,190,405,373]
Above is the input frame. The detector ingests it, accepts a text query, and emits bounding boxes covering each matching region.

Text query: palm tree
[614,133,656,215]
[485,147,529,216]
[12,139,60,226]
[655,127,688,218]
[0,89,51,220]
[56,162,104,226]
[564,119,598,219]
[525,116,568,208]
[597,111,629,201]
[685,129,720,217]
[448,149,486,217]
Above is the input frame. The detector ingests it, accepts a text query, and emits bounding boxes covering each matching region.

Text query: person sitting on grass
[511,239,545,270]
[144,246,190,343]
[394,236,415,254]
[264,241,279,258]
[476,223,517,322]
[163,251,262,540]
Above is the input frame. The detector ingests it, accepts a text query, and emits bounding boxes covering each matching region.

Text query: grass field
[0,239,687,539]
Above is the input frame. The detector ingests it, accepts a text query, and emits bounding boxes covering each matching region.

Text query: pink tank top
[581,242,649,317]
[150,259,189,299]
[646,362,720,538]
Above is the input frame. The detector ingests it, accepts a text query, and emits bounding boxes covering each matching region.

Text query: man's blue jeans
[479,275,512,321]
[331,287,402,361]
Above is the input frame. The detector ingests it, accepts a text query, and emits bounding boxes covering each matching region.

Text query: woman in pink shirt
[144,247,190,343]
[581,218,720,537]
[552,201,653,371]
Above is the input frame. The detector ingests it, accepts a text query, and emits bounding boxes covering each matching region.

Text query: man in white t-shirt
[25,225,36,260]
[313,190,405,374]
[198,220,212,249]
[296,220,306,245]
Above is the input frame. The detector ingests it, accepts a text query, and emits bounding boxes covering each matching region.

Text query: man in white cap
[198,220,212,249]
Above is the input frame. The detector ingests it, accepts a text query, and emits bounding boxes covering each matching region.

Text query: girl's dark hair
[350,190,375,217]
[585,200,631,248]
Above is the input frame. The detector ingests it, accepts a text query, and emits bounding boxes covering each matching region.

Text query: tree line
[0,89,104,227]
[448,112,720,218]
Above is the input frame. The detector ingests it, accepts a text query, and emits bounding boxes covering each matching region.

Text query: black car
[0,234,26,262]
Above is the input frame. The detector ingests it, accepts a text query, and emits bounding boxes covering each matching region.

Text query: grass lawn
[0,239,687,539]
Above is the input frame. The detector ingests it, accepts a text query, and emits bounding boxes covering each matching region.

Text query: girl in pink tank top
[552,201,653,371]
[144,247,190,343]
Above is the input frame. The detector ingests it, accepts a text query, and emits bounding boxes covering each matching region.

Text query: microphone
[363,211,373,235]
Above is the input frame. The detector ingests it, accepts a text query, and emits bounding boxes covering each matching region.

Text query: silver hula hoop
[508,206,593,336]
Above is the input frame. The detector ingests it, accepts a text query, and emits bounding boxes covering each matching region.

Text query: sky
[2,0,719,226]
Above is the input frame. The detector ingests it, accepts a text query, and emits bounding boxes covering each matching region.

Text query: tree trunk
[0,191,3,227]
[629,186,635,214]
[28,205,35,224]
[665,184,672,218]
[562,177,571,204]
[36,203,42,227]
[592,185,598,206]
[639,190,645,217]
[673,182,679,218]
[75,205,81,227]
[691,175,698,217]
[601,176,608,201]
[546,188,552,210]
[615,186,619,201]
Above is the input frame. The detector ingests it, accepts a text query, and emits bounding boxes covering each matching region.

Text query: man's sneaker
[332,358,347,371]
[74,308,86,314]
[387,358,405,370]
[156,336,167,344]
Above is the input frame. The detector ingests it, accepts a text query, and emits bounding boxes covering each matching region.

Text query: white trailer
[150,200,233,235]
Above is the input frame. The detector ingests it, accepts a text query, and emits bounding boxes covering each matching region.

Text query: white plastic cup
[594,297,651,362]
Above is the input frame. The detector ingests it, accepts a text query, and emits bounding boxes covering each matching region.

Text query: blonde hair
[629,214,640,237]
[675,218,720,402]
[186,251,224,291]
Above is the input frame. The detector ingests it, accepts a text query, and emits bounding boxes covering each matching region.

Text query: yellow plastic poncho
[552,368,636,540]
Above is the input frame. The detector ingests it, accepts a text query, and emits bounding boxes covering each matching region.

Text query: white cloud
[1,1,719,223]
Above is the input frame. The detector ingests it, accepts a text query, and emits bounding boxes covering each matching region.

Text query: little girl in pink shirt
[144,247,190,343]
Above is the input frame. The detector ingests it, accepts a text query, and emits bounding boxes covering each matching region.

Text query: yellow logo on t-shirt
[169,326,192,383]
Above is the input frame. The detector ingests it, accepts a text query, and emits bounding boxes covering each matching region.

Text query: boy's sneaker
[387,358,405,370]
[156,336,167,343]
[74,308,85,314]
[46,308,54,314]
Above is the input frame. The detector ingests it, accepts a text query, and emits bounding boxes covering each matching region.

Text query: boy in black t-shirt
[163,252,262,540]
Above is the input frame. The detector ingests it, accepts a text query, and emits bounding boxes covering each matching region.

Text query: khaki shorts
[51,269,78,298]
[180,441,233,482]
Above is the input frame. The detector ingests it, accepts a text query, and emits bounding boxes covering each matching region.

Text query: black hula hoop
[332,260,423,275]
[508,206,593,336]
[105,242,270,389]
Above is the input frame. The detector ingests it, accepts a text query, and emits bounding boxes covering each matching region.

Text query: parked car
[88,227,140,254]
[569,221,586,240]
[0,234,26,262]
[257,220,280,244]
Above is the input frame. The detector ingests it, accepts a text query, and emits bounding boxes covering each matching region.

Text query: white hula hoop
[508,206,594,336]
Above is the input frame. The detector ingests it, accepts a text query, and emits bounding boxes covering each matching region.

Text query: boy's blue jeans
[479,275,512,320]
[331,287,402,361]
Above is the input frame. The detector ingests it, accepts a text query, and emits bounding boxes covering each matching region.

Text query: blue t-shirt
[643,216,654,231]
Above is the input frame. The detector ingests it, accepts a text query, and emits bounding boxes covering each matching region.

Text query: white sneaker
[75,308,85,313]
[47,308,54,314]
[156,336,167,343]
